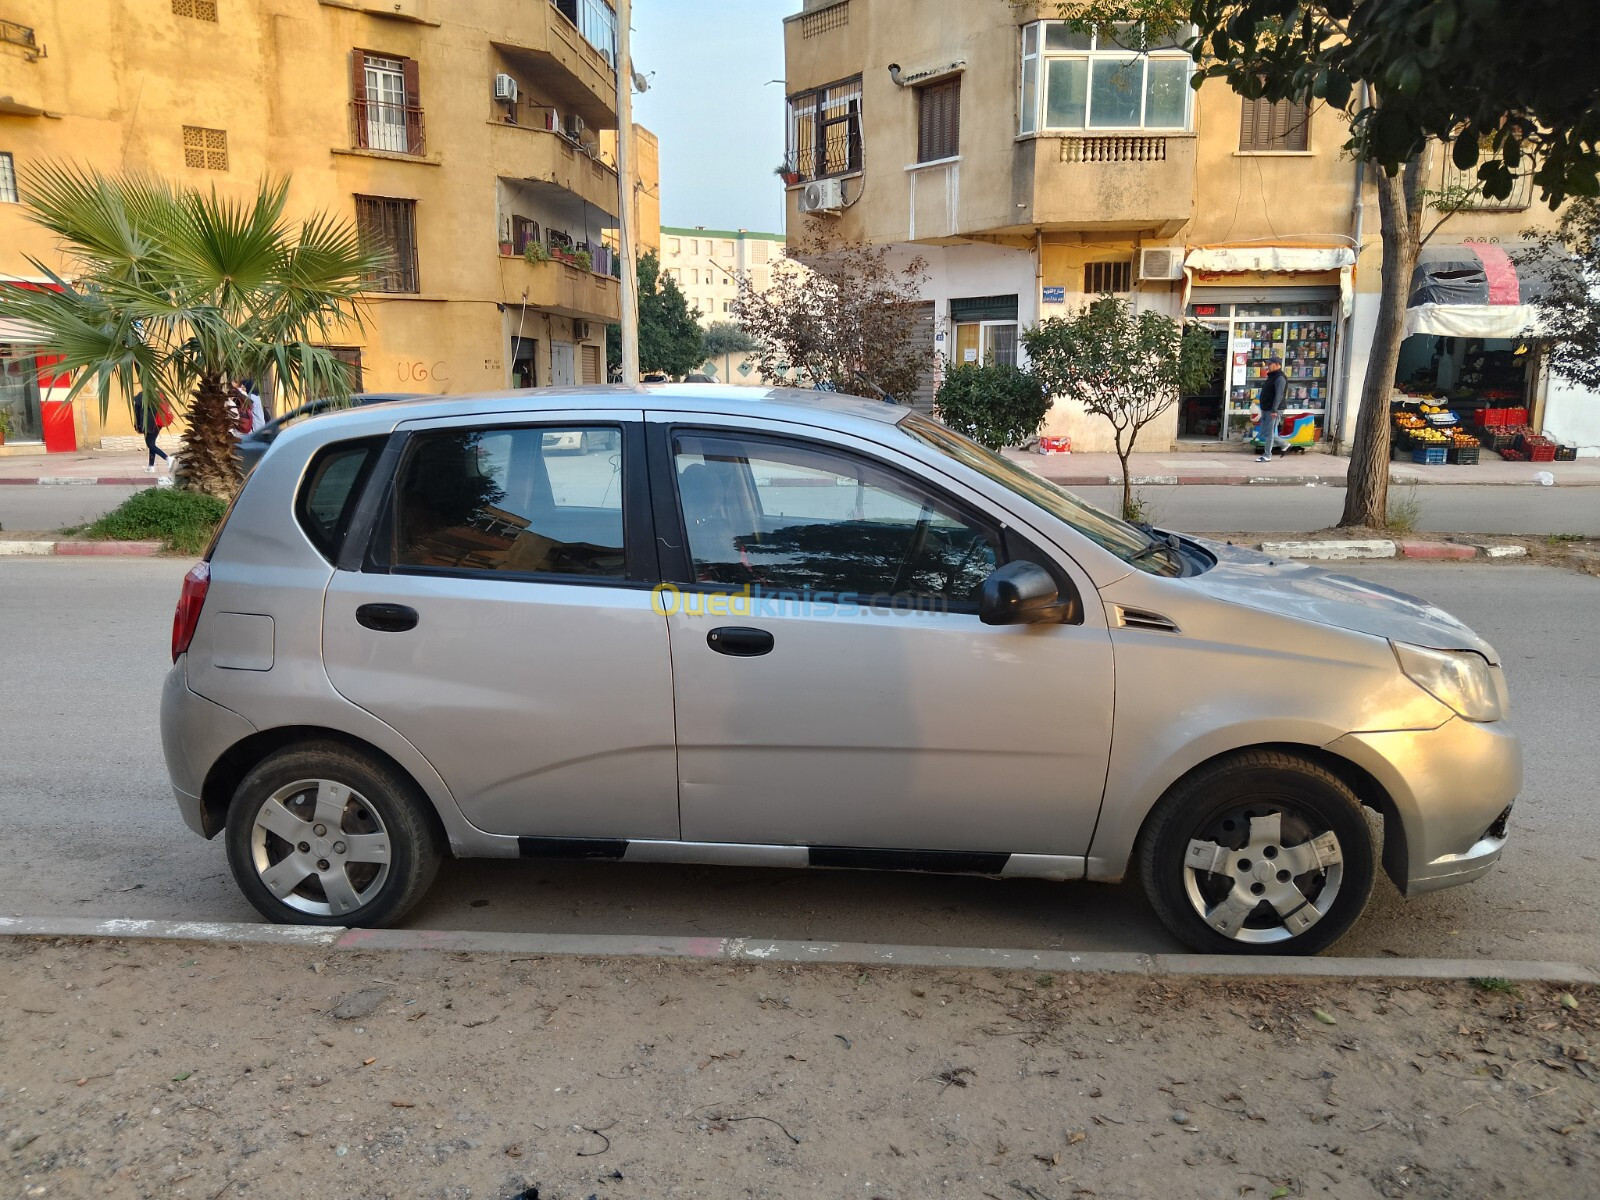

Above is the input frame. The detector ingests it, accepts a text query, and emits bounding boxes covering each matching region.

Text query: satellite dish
[632,70,650,93]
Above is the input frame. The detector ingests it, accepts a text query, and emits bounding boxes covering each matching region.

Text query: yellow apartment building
[781,0,1589,454]
[0,0,656,453]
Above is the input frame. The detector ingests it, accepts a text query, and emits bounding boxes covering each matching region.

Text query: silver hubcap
[1182,810,1344,944]
[250,779,392,917]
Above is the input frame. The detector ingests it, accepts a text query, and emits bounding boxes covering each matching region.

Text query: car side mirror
[979,560,1064,626]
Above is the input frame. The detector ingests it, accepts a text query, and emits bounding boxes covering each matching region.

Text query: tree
[731,225,929,401]
[933,362,1050,451]
[1023,297,1214,520]
[607,251,705,379]
[0,165,380,499]
[701,320,758,381]
[1521,198,1600,390]
[1050,0,1599,526]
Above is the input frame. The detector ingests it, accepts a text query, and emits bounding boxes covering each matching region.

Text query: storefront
[1390,242,1575,464]
[1177,247,1355,445]
[0,282,77,452]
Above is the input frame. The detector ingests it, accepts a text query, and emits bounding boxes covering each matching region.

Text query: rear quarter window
[295,438,384,561]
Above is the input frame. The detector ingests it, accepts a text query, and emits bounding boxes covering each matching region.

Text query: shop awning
[1404,242,1541,338]
[1182,246,1358,317]
[0,316,47,344]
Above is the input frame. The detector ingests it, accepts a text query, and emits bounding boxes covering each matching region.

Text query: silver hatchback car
[161,386,1520,955]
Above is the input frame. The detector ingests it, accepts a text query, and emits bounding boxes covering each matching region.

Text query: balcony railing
[785,121,862,182]
[350,99,426,156]
[0,19,38,52]
[1441,159,1534,210]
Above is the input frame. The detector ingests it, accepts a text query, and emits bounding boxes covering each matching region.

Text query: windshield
[899,414,1180,575]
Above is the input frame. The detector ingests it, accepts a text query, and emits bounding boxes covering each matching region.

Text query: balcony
[492,7,617,135]
[488,121,619,216]
[1020,133,1196,236]
[349,99,426,156]
[500,253,619,323]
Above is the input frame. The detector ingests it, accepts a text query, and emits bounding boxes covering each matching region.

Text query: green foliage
[0,407,15,438]
[523,240,551,264]
[1023,296,1212,516]
[1470,976,1520,995]
[701,320,759,360]
[1385,485,1421,534]
[1520,198,1600,390]
[81,487,227,554]
[0,164,381,499]
[933,361,1050,451]
[606,251,705,379]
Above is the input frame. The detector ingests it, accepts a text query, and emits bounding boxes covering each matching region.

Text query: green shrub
[81,487,228,554]
[933,361,1050,451]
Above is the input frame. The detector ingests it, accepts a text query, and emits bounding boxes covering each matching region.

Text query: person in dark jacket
[1255,356,1288,462]
[132,390,171,474]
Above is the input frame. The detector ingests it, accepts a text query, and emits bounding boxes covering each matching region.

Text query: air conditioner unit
[493,73,519,103]
[573,320,591,341]
[565,113,586,139]
[1137,247,1185,281]
[797,178,845,215]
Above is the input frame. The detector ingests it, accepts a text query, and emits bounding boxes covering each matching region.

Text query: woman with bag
[133,390,173,475]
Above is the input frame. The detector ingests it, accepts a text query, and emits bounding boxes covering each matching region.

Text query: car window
[899,413,1183,576]
[295,437,383,562]
[391,426,626,578]
[672,432,999,603]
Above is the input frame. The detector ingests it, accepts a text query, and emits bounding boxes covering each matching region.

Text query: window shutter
[1284,98,1309,151]
[1239,96,1262,151]
[401,57,423,154]
[918,78,960,162]
[351,51,370,149]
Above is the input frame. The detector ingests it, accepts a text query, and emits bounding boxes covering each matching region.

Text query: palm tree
[0,165,384,498]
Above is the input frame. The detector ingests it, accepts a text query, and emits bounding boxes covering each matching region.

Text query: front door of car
[322,413,679,840]
[655,420,1116,858]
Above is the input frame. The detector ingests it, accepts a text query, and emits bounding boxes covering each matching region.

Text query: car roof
[298,384,909,434]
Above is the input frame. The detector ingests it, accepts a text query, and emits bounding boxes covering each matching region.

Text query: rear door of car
[321,409,680,840]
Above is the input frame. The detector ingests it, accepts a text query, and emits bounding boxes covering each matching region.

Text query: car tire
[225,741,444,928]
[1137,750,1376,956]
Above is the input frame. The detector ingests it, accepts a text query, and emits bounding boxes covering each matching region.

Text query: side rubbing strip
[518,836,629,860]
[807,846,1012,874]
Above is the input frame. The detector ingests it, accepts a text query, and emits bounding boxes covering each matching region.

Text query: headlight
[1392,642,1503,722]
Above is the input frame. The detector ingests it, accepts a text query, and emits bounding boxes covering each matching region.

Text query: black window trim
[648,422,1081,622]
[347,419,658,589]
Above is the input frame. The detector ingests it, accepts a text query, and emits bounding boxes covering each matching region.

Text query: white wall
[1544,374,1600,456]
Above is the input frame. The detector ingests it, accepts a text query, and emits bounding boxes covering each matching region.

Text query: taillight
[172,561,211,662]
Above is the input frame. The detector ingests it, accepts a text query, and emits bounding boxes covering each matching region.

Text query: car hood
[1184,539,1499,662]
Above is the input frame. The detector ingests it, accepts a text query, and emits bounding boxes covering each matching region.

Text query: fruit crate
[1555,445,1578,461]
[1448,446,1480,465]
[1529,444,1556,462]
[1411,447,1447,465]
[1476,428,1517,450]
[1500,448,1525,461]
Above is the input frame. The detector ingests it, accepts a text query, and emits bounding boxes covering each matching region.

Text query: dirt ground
[2,939,1596,1200]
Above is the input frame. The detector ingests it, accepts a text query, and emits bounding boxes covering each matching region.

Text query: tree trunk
[1340,156,1424,529]
[175,376,243,501]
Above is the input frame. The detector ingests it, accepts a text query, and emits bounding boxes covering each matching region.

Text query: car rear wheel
[225,742,443,927]
[1138,750,1376,955]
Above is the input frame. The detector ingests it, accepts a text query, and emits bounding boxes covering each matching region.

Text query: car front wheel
[1138,750,1376,955]
[225,742,443,927]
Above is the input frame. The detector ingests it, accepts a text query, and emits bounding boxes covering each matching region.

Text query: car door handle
[356,603,419,633]
[706,626,774,657]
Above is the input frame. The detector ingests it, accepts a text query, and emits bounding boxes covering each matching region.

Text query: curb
[1397,539,1479,561]
[0,539,163,556]
[3,916,1595,985]
[0,476,151,486]
[1256,538,1534,562]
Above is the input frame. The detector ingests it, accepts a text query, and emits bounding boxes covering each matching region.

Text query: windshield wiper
[1129,523,1183,568]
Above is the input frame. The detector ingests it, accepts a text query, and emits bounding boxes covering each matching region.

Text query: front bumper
[1327,716,1521,896]
[161,661,257,839]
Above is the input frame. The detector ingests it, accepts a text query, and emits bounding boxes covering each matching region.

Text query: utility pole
[615,0,639,385]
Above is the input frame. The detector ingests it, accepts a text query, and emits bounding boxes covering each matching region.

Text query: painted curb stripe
[2,916,1595,984]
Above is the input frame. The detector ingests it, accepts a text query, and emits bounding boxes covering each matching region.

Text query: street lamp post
[615,0,639,386]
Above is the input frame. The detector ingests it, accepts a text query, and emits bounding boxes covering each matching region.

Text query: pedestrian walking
[1255,356,1288,463]
[133,390,172,474]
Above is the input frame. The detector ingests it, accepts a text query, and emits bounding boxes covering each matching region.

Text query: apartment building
[781,0,1578,453]
[0,0,656,452]
[657,225,797,383]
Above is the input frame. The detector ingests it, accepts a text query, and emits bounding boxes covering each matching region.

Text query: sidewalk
[1004,446,1600,487]
[3,934,1595,1199]
[4,445,1599,487]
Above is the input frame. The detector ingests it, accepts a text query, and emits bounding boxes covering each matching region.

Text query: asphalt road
[2,557,1596,964]
[4,480,1597,538]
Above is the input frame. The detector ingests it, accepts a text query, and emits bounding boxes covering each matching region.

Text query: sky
[631,0,799,235]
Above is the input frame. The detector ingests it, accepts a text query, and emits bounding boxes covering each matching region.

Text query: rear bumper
[1327,717,1521,896]
[161,661,256,838]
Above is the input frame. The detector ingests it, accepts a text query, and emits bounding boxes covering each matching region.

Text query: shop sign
[1042,286,1066,304]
